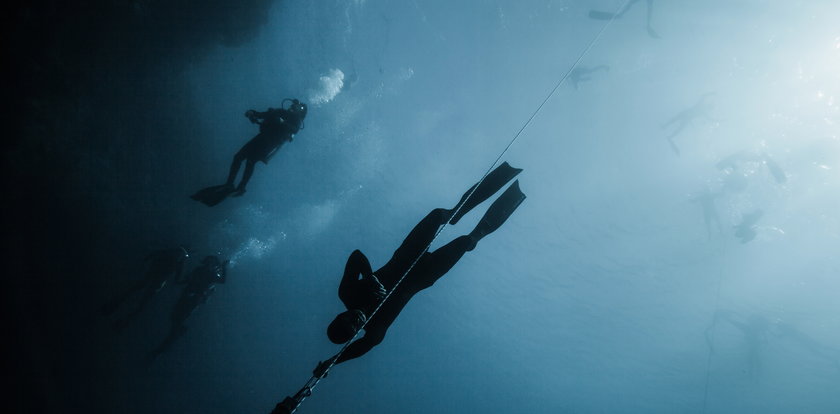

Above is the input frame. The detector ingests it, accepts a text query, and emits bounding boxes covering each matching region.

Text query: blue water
[9,1,840,413]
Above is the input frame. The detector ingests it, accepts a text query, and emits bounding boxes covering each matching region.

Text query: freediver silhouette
[569,65,610,90]
[588,0,660,39]
[661,93,716,156]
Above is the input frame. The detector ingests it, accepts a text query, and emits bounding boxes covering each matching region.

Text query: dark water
[7,1,840,413]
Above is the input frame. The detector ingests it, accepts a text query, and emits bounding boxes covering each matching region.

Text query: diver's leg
[420,183,526,286]
[390,208,451,267]
[418,235,475,286]
[469,180,526,242]
[113,285,157,330]
[234,160,256,195]
[100,278,146,315]
[450,162,523,225]
[226,150,246,187]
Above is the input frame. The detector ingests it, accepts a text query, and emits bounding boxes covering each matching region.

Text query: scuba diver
[733,209,763,243]
[716,150,787,185]
[706,310,770,378]
[661,93,716,156]
[191,99,308,207]
[706,310,840,379]
[311,162,526,378]
[588,0,660,39]
[568,65,610,90]
[100,247,189,331]
[689,187,723,241]
[148,255,228,360]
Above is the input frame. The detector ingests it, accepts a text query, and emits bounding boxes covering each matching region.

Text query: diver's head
[289,99,307,119]
[327,309,366,344]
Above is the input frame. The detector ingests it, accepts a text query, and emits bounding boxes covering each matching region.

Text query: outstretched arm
[336,333,383,363]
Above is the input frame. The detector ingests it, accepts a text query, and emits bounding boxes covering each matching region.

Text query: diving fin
[450,162,523,225]
[588,10,616,20]
[469,180,526,242]
[190,184,235,207]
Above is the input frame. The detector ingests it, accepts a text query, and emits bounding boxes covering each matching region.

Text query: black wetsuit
[241,108,302,163]
[334,208,476,363]
[171,261,227,324]
[100,248,186,320]
[227,108,303,191]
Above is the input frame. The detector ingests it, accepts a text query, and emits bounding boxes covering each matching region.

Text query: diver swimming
[271,162,526,414]
[148,255,228,360]
[716,150,787,185]
[706,310,840,379]
[313,162,525,376]
[100,247,189,331]
[569,65,610,90]
[661,93,716,156]
[191,99,308,207]
[588,0,660,39]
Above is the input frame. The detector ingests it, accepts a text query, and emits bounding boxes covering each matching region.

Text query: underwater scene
[6,1,840,413]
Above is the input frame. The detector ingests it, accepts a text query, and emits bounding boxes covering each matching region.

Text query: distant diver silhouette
[661,93,715,156]
[706,310,840,378]
[706,310,770,378]
[191,99,308,207]
[716,150,787,185]
[148,255,228,360]
[589,0,660,39]
[569,65,610,90]
[100,247,189,331]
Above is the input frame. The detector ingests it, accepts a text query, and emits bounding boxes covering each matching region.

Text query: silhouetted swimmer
[707,310,769,378]
[191,99,308,207]
[148,255,228,360]
[689,187,723,240]
[733,209,763,243]
[311,162,526,378]
[707,310,840,378]
[661,93,716,156]
[100,247,189,331]
[716,150,787,185]
[569,65,610,90]
[589,0,660,38]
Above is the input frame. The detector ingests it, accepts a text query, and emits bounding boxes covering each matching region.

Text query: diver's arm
[312,333,383,378]
[338,250,373,305]
[337,331,384,364]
